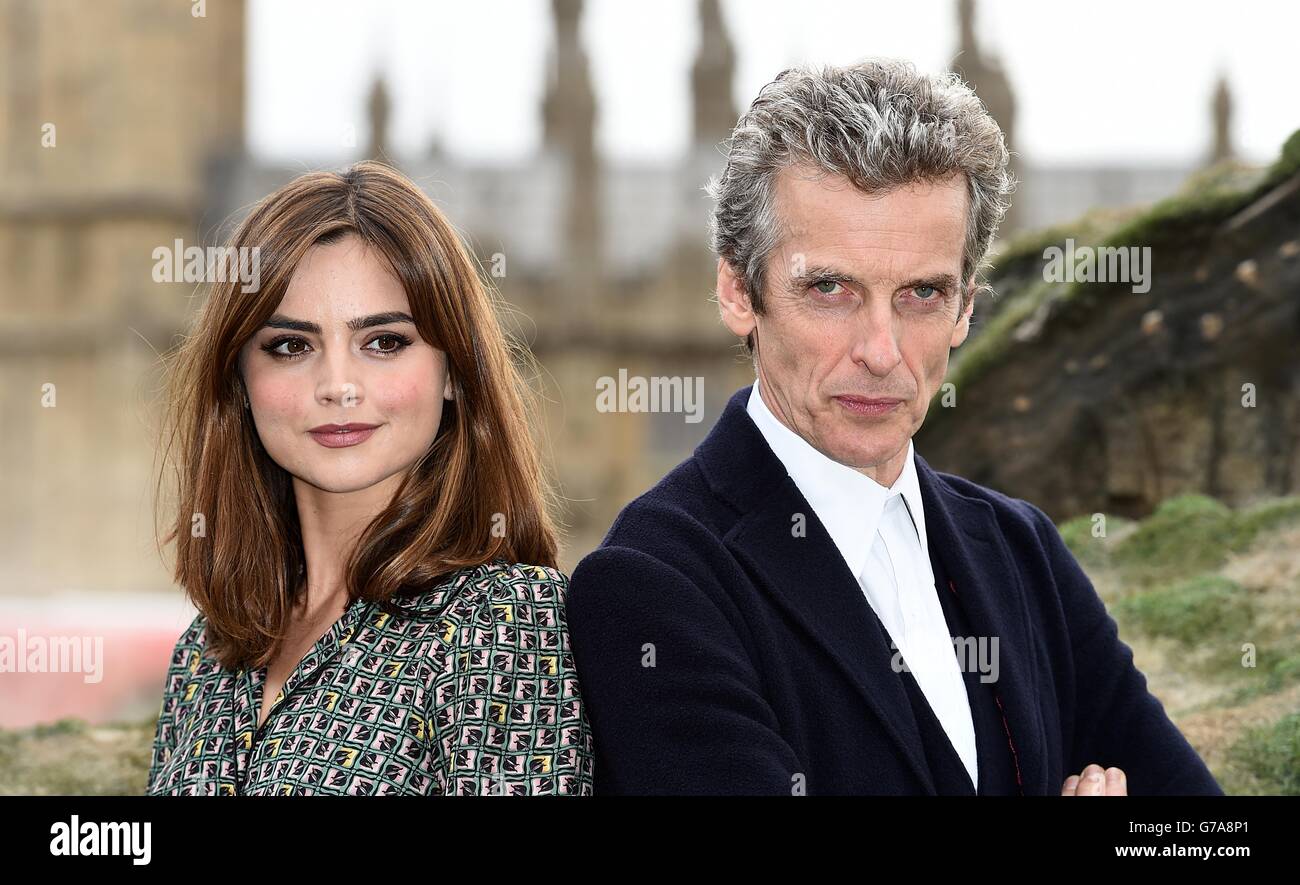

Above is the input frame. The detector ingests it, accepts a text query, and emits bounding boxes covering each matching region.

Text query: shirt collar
[745,379,928,579]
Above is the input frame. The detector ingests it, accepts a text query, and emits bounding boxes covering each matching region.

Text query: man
[565,59,1223,796]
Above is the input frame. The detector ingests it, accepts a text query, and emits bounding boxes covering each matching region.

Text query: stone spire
[366,74,391,163]
[1209,73,1235,165]
[691,0,737,146]
[951,0,1019,233]
[541,0,601,297]
[542,0,596,163]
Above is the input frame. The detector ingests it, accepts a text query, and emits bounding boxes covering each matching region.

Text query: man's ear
[951,277,976,348]
[716,258,757,341]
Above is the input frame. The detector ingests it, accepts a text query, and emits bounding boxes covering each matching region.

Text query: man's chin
[821,434,908,472]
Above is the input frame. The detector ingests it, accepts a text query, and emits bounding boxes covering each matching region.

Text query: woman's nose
[315,350,363,407]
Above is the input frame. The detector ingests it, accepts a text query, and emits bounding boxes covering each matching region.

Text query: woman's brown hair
[154,161,559,670]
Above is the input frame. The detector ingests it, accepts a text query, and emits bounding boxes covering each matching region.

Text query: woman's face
[237,232,452,499]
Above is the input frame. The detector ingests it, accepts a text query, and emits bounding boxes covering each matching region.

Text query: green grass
[1212,646,1300,708]
[1053,489,1300,794]
[1234,496,1300,543]
[1114,574,1254,647]
[1059,512,1133,571]
[1226,713,1300,796]
[0,716,155,796]
[1106,494,1300,590]
[1110,495,1238,586]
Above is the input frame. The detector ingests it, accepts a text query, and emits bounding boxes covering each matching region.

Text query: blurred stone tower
[691,0,736,148]
[366,75,392,165]
[542,0,602,308]
[0,0,246,594]
[950,0,1020,234]
[1209,73,1235,165]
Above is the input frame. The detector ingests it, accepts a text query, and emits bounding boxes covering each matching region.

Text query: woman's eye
[365,333,412,356]
[262,333,412,360]
[812,279,845,297]
[265,337,311,359]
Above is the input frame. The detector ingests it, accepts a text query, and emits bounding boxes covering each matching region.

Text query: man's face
[718,164,973,485]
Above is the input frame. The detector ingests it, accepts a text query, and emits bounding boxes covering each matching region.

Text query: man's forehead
[771,165,967,270]
[775,164,968,228]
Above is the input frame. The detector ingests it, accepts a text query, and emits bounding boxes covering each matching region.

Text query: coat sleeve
[1025,502,1224,795]
[432,566,594,795]
[565,545,805,795]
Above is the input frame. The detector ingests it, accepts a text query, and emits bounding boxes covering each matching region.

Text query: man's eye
[812,280,845,296]
[914,285,940,299]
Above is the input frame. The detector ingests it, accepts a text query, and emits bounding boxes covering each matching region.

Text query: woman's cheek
[262,383,307,424]
[373,377,417,418]
[383,353,444,413]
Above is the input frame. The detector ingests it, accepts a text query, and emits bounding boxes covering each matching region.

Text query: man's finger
[1105,767,1127,796]
[1078,764,1106,795]
[1061,775,1080,795]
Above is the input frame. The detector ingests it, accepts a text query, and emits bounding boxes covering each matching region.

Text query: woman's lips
[308,425,378,448]
[833,395,902,416]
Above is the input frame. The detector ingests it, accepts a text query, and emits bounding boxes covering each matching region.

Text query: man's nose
[850,304,903,377]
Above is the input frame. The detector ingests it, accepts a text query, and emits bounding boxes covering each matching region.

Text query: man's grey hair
[706,58,1016,352]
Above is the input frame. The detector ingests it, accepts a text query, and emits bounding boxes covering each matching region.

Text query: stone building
[0,0,1246,592]
[0,0,245,594]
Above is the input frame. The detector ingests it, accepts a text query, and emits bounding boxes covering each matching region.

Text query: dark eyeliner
[261,335,310,360]
[366,332,414,354]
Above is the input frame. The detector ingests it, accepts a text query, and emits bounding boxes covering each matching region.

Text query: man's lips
[833,395,903,416]
[833,395,903,405]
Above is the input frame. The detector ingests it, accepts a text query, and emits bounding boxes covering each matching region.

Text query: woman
[147,161,593,795]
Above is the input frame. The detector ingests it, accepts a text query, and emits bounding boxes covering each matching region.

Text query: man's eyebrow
[787,264,861,290]
[902,272,960,292]
[261,311,416,334]
[788,266,960,293]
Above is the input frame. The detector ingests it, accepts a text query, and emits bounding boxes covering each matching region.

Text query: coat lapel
[914,453,1050,795]
[697,385,1048,795]
[726,489,939,794]
[699,386,937,793]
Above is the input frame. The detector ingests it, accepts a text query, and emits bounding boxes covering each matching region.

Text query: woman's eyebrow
[261,311,416,334]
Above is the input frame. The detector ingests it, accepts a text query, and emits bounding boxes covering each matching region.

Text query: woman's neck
[291,471,403,613]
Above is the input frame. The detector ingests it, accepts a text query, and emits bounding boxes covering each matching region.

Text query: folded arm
[1027,503,1224,796]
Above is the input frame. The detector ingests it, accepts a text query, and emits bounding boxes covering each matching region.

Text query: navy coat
[565,384,1224,795]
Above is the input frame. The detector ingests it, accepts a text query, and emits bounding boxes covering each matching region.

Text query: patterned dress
[146,560,594,795]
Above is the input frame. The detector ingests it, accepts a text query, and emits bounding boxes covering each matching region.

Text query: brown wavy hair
[154,161,559,670]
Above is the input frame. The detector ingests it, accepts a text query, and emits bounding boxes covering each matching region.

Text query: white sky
[248,0,1298,167]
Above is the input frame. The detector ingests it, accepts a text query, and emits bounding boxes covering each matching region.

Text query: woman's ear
[443,372,454,402]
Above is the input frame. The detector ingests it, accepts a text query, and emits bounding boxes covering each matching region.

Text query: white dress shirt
[746,379,979,788]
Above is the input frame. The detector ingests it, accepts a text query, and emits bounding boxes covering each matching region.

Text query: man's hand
[1061,764,1127,795]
